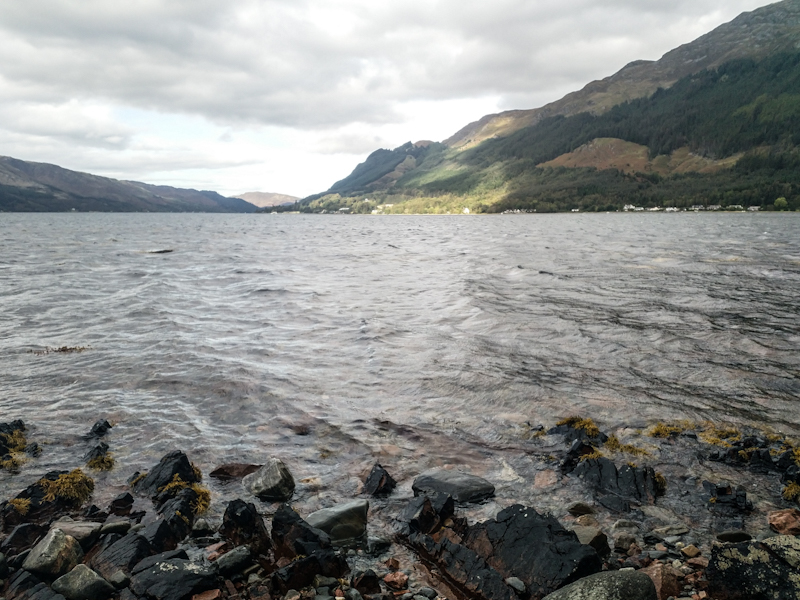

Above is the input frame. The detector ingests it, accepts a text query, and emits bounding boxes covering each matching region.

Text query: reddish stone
[205,541,230,553]
[641,563,682,600]
[688,556,709,569]
[384,557,400,571]
[225,580,238,595]
[383,572,408,590]
[192,590,222,600]
[334,589,345,598]
[768,508,800,535]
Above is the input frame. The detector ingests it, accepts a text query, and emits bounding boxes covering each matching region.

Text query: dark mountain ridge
[0,156,256,213]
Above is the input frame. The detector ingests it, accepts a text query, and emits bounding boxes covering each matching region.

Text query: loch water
[1,212,799,528]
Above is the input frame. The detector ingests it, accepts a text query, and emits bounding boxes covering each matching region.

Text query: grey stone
[613,532,637,553]
[612,520,640,531]
[412,470,495,503]
[541,570,657,600]
[306,500,369,544]
[216,545,253,576]
[0,552,7,579]
[505,577,525,592]
[22,529,84,578]
[49,520,102,550]
[100,521,131,535]
[51,565,116,600]
[313,575,339,588]
[572,526,610,558]
[107,569,130,589]
[243,458,296,501]
[416,587,437,599]
[344,589,363,600]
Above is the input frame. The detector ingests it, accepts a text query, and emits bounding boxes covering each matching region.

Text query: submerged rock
[242,458,296,502]
[541,570,657,600]
[306,499,369,545]
[412,470,495,503]
[571,457,661,505]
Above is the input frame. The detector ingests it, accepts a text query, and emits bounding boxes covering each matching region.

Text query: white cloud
[0,0,777,196]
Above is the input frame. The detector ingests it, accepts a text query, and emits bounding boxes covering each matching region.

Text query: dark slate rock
[89,532,154,579]
[25,442,43,457]
[560,440,598,474]
[271,503,330,560]
[541,570,657,600]
[242,458,295,502]
[130,558,218,600]
[598,495,631,513]
[0,420,25,456]
[400,494,454,535]
[409,532,516,600]
[362,464,397,497]
[547,424,608,445]
[412,470,495,503]
[463,504,602,599]
[109,492,134,517]
[707,535,800,600]
[51,564,116,600]
[707,483,753,515]
[351,570,382,595]
[0,550,7,578]
[270,550,348,594]
[132,549,189,575]
[1,471,77,531]
[119,589,139,600]
[306,499,369,544]
[215,545,253,576]
[141,489,195,552]
[1,523,47,555]
[87,420,113,439]
[83,442,109,463]
[131,450,199,498]
[572,457,658,504]
[6,568,43,600]
[220,499,272,554]
[571,526,610,559]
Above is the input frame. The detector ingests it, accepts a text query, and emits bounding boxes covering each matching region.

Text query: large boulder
[89,532,154,580]
[242,458,295,502]
[51,564,116,600]
[412,470,495,503]
[707,535,800,600]
[130,558,219,600]
[220,499,272,554]
[541,570,657,600]
[1,470,95,531]
[1,522,47,555]
[271,503,331,560]
[306,499,369,544]
[22,528,84,578]
[131,450,200,498]
[463,505,601,599]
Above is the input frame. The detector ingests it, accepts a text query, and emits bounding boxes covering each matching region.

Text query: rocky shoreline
[2,416,800,600]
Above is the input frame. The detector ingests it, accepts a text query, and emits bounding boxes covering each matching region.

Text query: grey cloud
[0,0,774,133]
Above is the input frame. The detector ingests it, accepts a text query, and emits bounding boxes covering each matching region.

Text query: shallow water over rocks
[1,212,799,543]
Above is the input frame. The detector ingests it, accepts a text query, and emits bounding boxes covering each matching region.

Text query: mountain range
[299,0,800,214]
[0,156,256,213]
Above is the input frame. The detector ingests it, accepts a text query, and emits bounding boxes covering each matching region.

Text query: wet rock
[51,564,116,600]
[572,457,660,504]
[83,442,110,465]
[416,587,437,599]
[50,519,102,551]
[89,532,154,580]
[192,518,215,537]
[362,464,397,497]
[101,520,132,536]
[216,545,253,577]
[768,508,800,536]
[108,492,134,516]
[220,499,272,554]
[567,502,594,516]
[561,440,598,474]
[541,570,657,600]
[383,571,408,590]
[132,549,189,575]
[703,482,752,515]
[22,528,84,578]
[26,442,43,457]
[270,550,348,594]
[707,535,800,600]
[598,495,630,513]
[572,526,609,558]
[307,500,369,545]
[1,471,92,531]
[0,550,7,579]
[639,563,681,600]
[271,504,330,560]
[5,569,65,600]
[400,493,454,536]
[209,464,262,481]
[243,458,296,502]
[412,470,495,503]
[351,570,381,595]
[548,422,608,445]
[87,420,112,439]
[1,523,47,555]
[409,532,516,600]
[462,504,601,598]
[131,450,200,498]
[130,558,219,600]
[613,532,637,553]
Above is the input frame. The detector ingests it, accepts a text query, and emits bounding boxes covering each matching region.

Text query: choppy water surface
[1,212,799,529]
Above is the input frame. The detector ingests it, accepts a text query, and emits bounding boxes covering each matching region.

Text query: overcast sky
[0,0,776,197]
